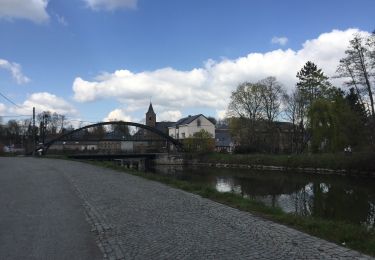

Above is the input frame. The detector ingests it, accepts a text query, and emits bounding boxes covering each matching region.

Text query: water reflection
[151,165,375,227]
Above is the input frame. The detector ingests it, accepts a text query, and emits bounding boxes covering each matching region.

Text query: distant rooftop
[171,114,203,127]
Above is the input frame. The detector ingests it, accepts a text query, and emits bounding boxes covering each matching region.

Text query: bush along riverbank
[187,152,375,177]
[87,160,375,257]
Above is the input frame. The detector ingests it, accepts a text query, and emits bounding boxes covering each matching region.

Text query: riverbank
[88,160,375,257]
[188,152,375,177]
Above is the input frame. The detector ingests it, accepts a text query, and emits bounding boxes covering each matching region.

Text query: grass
[86,159,375,256]
[200,152,375,173]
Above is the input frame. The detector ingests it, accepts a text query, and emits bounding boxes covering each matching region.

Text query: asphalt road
[0,157,373,260]
[0,157,101,260]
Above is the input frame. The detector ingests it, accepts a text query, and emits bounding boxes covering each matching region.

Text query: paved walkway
[0,157,373,259]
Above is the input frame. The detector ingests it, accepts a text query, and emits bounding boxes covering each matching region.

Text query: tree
[282,89,304,153]
[296,61,331,109]
[295,61,333,151]
[111,122,130,138]
[259,77,285,122]
[258,77,286,153]
[91,125,106,139]
[227,77,287,153]
[308,93,365,152]
[336,33,375,117]
[6,120,21,145]
[227,82,264,151]
[227,82,263,120]
[0,116,4,142]
[345,87,368,123]
[183,129,215,153]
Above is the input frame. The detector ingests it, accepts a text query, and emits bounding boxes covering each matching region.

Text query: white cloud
[0,0,49,23]
[0,103,6,115]
[271,36,288,46]
[158,110,182,122]
[72,28,368,118]
[10,92,77,116]
[83,0,137,11]
[216,109,226,120]
[0,59,30,84]
[104,108,132,122]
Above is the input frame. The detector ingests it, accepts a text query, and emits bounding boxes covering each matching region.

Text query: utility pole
[42,113,46,145]
[32,107,35,156]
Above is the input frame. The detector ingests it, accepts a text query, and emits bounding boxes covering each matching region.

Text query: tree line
[0,111,131,153]
[227,31,375,153]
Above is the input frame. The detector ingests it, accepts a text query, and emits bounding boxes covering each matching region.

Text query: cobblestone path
[1,157,373,259]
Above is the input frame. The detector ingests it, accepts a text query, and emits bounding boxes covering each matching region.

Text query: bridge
[36,121,183,155]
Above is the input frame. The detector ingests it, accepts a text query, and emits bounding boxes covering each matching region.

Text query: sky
[0,0,374,125]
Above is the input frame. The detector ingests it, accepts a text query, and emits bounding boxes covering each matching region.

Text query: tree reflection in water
[152,165,375,227]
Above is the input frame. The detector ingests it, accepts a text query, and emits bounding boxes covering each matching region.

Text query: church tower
[146,102,156,127]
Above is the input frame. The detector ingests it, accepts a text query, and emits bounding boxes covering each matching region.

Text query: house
[168,114,215,139]
[215,128,234,153]
[229,118,295,153]
[49,141,98,152]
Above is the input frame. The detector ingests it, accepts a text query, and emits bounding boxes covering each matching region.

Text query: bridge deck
[67,153,160,160]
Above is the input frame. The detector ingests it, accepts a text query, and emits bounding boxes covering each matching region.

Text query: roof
[215,129,233,147]
[155,121,175,133]
[147,102,155,115]
[170,114,204,127]
[134,121,176,136]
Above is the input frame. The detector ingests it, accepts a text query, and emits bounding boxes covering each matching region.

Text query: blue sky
[0,0,374,125]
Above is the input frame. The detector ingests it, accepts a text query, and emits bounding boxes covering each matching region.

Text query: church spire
[147,102,155,114]
[146,102,156,127]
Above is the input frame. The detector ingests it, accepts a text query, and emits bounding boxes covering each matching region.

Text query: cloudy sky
[0,0,374,124]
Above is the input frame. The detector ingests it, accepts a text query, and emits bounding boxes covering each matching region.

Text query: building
[49,141,98,152]
[145,103,175,134]
[132,103,176,152]
[168,114,215,139]
[215,128,234,153]
[229,119,295,153]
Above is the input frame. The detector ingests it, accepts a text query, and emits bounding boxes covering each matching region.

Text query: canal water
[150,165,375,227]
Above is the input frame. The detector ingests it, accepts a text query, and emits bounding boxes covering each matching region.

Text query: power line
[0,91,22,108]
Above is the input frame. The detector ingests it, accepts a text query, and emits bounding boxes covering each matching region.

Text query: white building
[168,114,215,139]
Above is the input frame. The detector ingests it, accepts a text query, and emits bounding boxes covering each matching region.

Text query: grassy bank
[88,160,374,256]
[199,152,375,173]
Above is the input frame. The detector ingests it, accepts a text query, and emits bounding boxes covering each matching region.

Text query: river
[150,165,375,227]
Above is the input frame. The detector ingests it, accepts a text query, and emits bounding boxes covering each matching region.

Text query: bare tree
[227,82,263,120]
[336,33,375,117]
[283,89,304,153]
[227,82,264,151]
[59,114,66,133]
[259,77,285,122]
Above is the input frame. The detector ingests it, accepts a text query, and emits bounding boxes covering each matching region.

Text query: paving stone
[40,159,375,259]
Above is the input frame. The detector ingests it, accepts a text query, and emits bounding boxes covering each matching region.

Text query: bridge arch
[38,121,182,154]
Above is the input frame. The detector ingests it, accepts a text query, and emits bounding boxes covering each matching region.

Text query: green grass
[200,152,375,173]
[87,160,375,256]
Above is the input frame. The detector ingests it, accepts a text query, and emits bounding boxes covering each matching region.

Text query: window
[197,119,201,127]
[181,133,185,138]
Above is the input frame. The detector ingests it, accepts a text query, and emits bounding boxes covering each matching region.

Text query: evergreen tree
[295,61,332,152]
[345,87,368,123]
[296,61,331,109]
